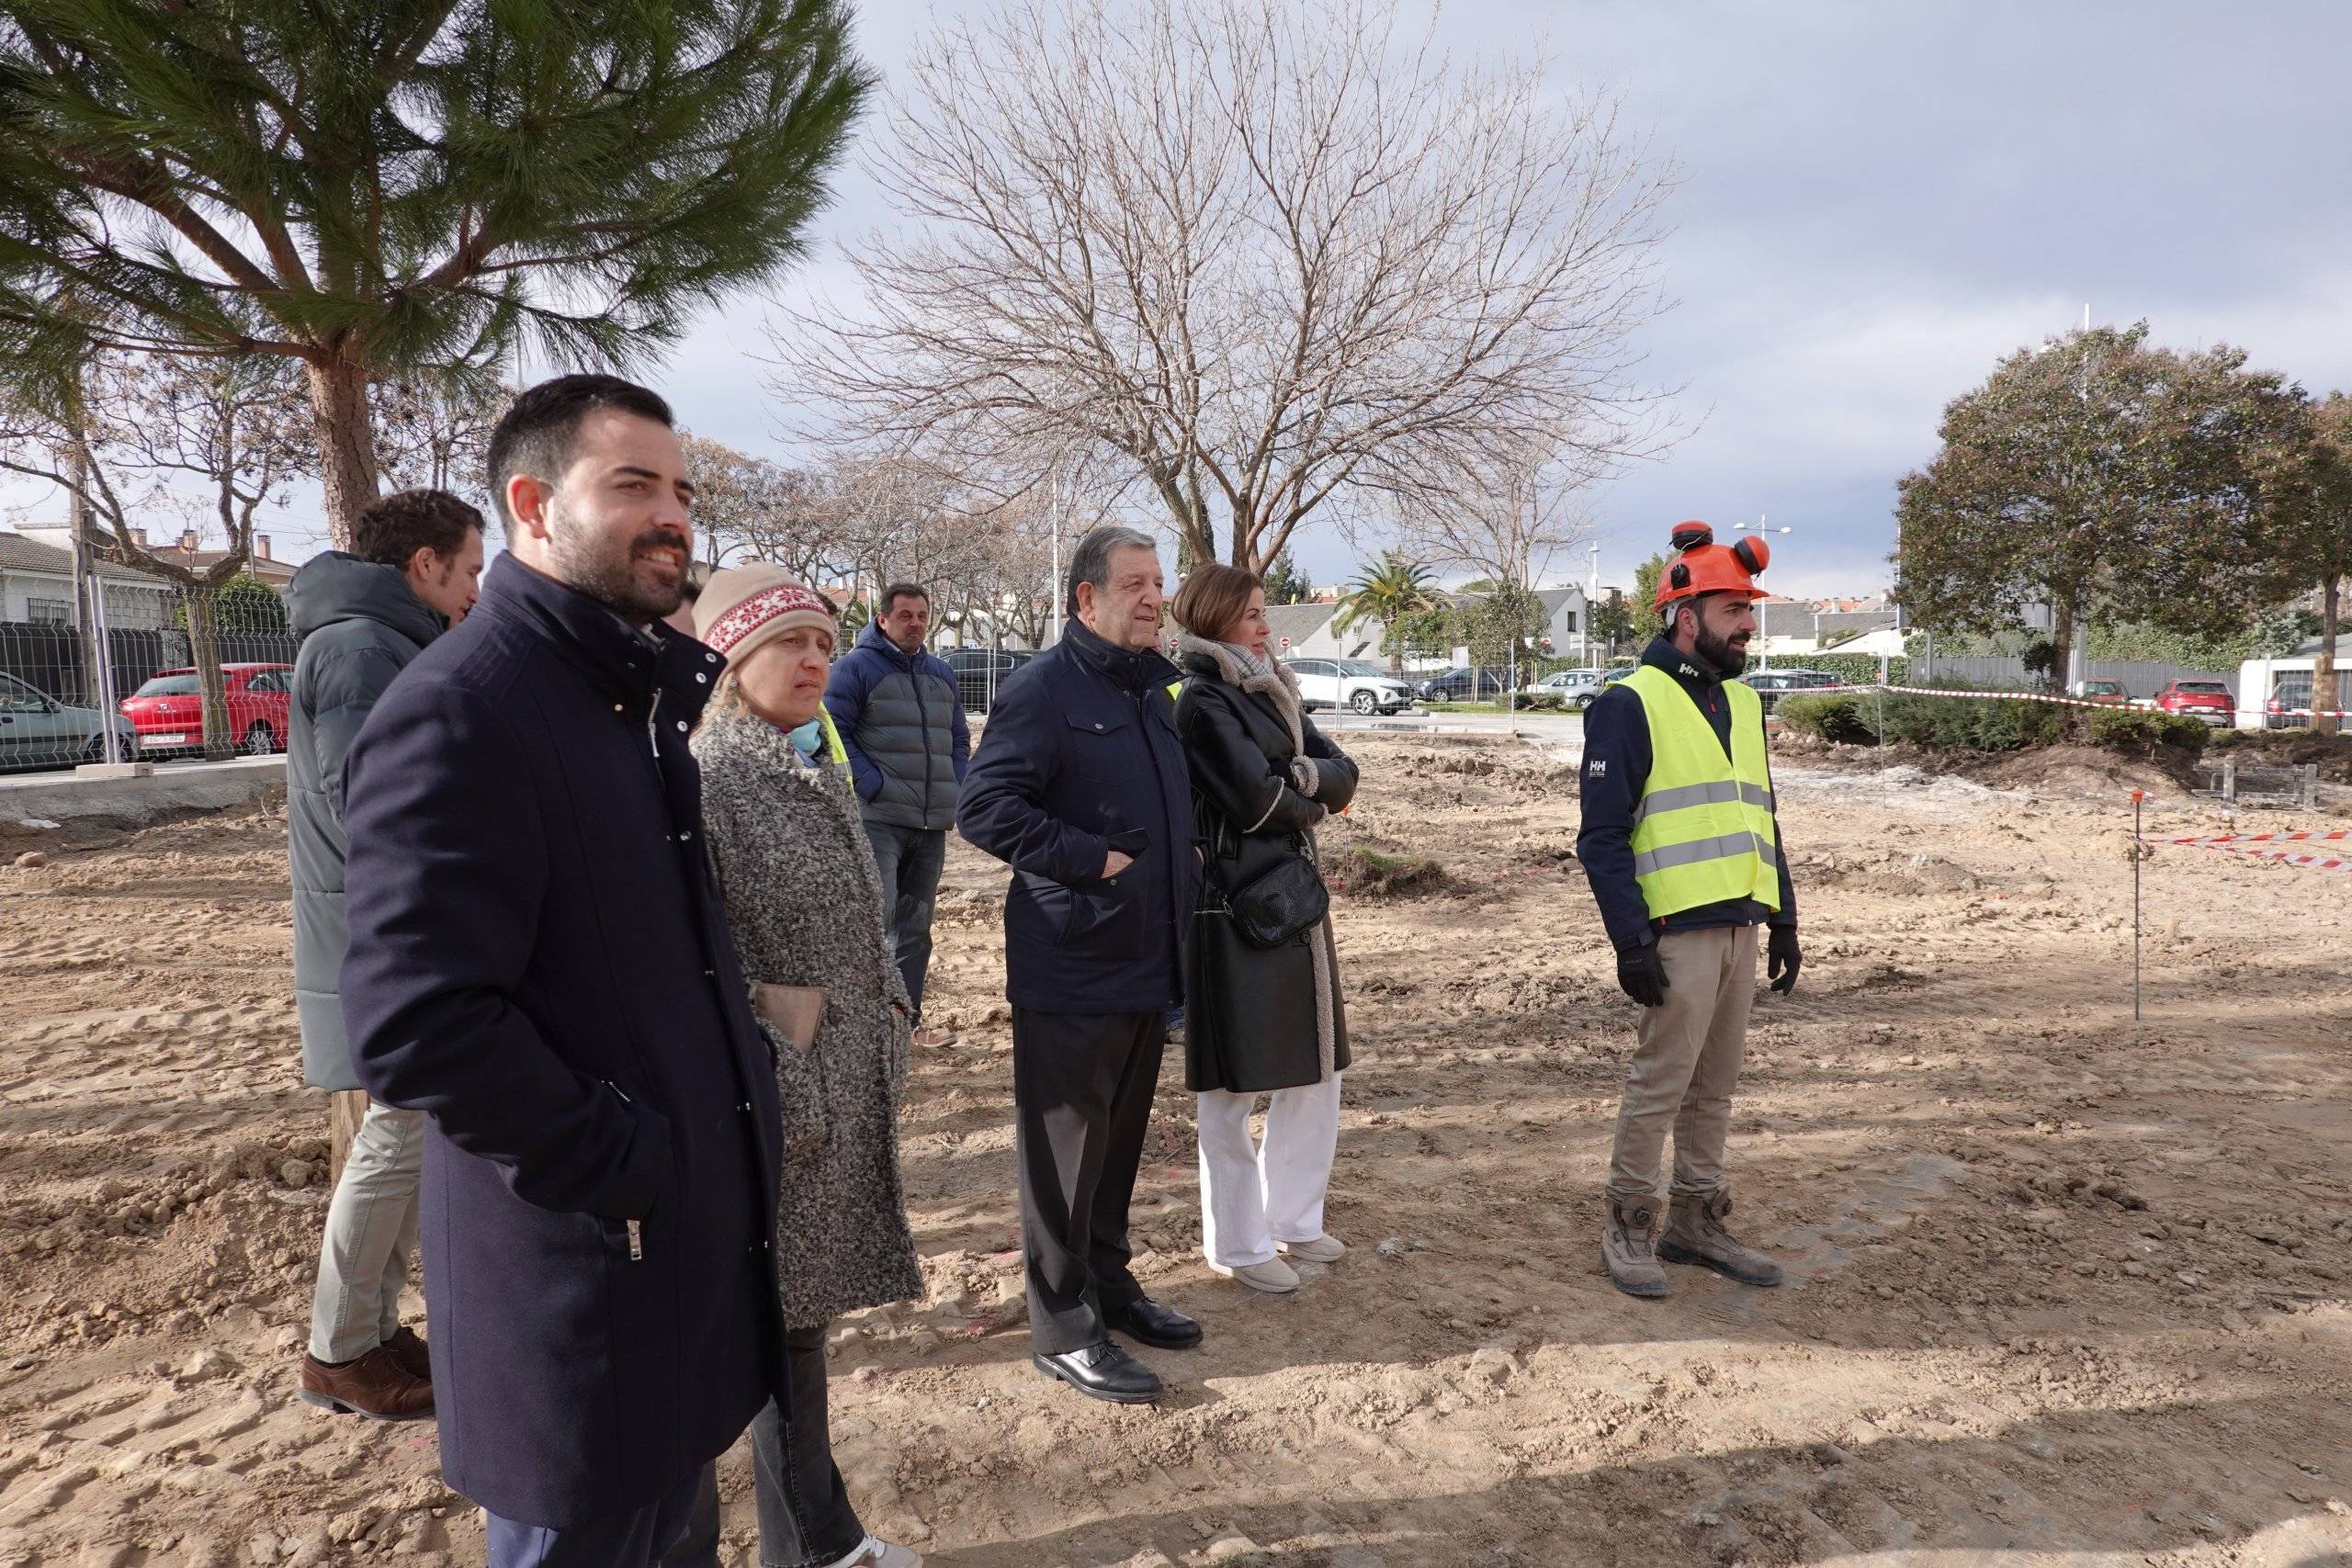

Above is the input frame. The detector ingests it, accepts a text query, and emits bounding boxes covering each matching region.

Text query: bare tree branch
[775,0,1676,571]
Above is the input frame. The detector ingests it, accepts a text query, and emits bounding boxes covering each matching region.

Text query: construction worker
[1576,521,1801,1299]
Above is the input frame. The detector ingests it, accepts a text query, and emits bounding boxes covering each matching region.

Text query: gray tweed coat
[693,707,926,1329]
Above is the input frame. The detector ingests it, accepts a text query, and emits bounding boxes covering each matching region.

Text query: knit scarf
[1173,629,1338,1079]
[1172,632,1321,798]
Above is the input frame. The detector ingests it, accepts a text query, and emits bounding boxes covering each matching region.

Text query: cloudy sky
[12,0,2349,601]
[605,0,2352,598]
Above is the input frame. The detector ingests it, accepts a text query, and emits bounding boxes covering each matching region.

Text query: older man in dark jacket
[342,376,783,1565]
[288,489,481,1422]
[958,525,1200,1406]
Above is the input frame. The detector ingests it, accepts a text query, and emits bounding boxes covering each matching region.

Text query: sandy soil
[2,733,2349,1568]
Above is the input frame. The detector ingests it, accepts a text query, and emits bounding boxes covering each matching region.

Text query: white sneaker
[821,1538,923,1568]
[1209,1258,1300,1293]
[1278,1234,1345,1264]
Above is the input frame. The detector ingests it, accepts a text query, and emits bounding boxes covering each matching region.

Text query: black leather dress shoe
[1033,1341,1164,1404]
[1104,1297,1203,1350]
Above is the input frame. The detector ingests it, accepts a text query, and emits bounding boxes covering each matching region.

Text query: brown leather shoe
[299,1347,435,1421]
[385,1325,432,1382]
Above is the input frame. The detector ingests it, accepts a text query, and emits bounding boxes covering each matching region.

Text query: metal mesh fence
[0,576,299,773]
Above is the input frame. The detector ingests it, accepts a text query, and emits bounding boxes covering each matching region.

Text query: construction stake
[2132,789,2143,1022]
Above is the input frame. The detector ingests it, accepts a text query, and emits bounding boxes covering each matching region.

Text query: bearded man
[341,375,786,1565]
[1576,521,1803,1302]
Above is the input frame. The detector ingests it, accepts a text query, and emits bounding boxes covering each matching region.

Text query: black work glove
[1616,941,1668,1008]
[1767,925,1802,995]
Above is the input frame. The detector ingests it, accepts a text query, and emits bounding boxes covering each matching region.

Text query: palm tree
[1335,552,1443,673]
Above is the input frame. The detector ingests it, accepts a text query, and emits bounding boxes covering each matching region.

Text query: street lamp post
[1733,517,1792,671]
[1586,540,1601,670]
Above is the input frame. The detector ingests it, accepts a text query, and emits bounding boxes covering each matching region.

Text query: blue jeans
[487,1461,717,1567]
[863,822,945,1017]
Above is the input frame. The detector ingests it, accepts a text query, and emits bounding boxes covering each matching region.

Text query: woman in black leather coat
[1170,563,1360,1294]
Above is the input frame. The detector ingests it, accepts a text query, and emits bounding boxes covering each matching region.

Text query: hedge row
[1777,689,2211,755]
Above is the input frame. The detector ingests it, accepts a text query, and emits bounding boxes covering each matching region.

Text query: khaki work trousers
[1607,925,1758,1202]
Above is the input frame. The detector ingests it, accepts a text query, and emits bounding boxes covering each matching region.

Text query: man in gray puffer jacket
[824,583,969,1040]
[286,489,482,1420]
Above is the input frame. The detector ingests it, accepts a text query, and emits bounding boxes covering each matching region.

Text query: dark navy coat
[956,618,1196,1014]
[341,553,785,1528]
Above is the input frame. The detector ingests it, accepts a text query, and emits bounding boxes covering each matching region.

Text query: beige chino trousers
[1607,925,1758,1202]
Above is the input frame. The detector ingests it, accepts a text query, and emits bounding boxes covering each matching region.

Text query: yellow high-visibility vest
[815,704,850,765]
[1622,666,1780,919]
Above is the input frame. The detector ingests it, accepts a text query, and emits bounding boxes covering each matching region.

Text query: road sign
[1280,636,1291,649]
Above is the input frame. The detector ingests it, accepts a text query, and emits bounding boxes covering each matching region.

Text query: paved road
[1317,708,1586,747]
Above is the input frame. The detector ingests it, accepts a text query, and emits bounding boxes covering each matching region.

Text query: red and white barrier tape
[1782,682,2352,719]
[2144,829,2352,873]
[2163,829,2350,847]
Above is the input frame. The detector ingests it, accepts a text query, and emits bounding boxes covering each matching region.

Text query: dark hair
[350,489,484,570]
[1064,525,1158,617]
[878,582,930,615]
[1170,562,1261,640]
[484,373,674,533]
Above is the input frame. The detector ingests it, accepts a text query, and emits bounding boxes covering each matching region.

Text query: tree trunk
[2047,601,2075,694]
[2316,574,2341,738]
[185,589,234,761]
[304,351,381,550]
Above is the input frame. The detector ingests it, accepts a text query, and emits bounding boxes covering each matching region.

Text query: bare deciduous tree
[0,350,311,756]
[374,372,513,509]
[774,0,1673,573]
[1382,433,1597,591]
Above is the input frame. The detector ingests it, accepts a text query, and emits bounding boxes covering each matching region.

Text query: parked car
[119,662,293,756]
[942,647,1033,711]
[1284,658,1413,715]
[1415,666,1514,703]
[2064,679,2129,705]
[0,671,138,772]
[2154,680,2234,726]
[1526,668,1609,710]
[2267,675,2312,729]
[1740,668,1841,714]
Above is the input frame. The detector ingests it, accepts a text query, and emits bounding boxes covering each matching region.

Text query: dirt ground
[3,732,2350,1568]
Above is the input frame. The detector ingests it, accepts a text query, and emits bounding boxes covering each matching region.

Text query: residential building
[0,529,175,629]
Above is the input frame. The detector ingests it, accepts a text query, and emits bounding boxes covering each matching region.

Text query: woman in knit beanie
[690,566,924,1568]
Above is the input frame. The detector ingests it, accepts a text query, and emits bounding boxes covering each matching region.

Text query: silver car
[0,670,138,772]
[1284,657,1413,715]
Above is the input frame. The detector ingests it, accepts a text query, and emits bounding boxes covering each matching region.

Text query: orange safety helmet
[1652,521,1770,615]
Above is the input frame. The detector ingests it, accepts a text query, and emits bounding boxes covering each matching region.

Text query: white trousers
[1196,1072,1342,1269]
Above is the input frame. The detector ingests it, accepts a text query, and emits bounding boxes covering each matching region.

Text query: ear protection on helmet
[1668,521,1713,553]
[1732,536,1770,574]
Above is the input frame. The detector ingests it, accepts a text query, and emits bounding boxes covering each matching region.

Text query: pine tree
[0,1,869,542]
[1261,549,1314,604]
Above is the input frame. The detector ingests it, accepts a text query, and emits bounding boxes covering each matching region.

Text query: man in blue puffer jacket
[824,583,969,1039]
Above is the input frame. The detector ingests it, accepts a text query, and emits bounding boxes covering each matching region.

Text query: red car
[2154,679,2234,726]
[120,663,294,756]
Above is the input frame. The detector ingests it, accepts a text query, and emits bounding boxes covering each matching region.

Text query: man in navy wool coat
[341,376,786,1565]
[957,525,1203,1407]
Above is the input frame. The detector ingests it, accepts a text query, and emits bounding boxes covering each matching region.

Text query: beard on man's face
[548,502,688,623]
[1679,599,1750,677]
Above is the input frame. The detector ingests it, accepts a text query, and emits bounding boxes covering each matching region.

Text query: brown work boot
[385,1325,432,1382]
[299,1347,435,1421]
[1659,1187,1784,1287]
[1601,1193,1670,1298]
